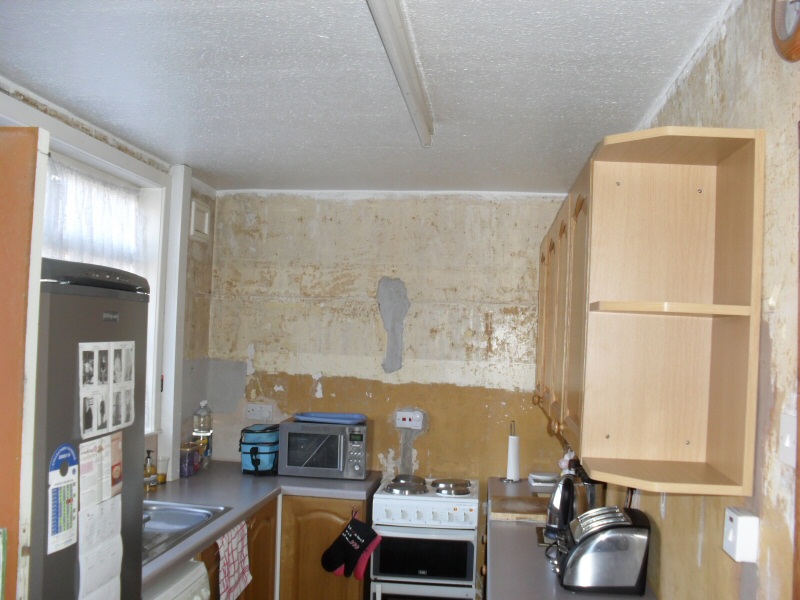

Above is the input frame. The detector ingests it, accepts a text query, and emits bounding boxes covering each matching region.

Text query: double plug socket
[395,410,424,430]
[246,402,273,422]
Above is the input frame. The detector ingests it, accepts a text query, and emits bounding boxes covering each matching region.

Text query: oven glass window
[374,537,474,581]
[286,433,340,469]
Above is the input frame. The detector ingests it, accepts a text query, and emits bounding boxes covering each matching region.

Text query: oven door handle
[372,524,478,540]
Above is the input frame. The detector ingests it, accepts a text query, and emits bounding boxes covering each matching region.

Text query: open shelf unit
[536,127,764,496]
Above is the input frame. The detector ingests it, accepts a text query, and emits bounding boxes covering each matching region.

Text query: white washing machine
[143,559,211,600]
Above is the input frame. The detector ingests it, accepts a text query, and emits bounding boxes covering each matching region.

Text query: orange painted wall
[0,127,39,600]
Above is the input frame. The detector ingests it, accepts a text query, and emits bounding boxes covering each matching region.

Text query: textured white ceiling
[0,0,730,193]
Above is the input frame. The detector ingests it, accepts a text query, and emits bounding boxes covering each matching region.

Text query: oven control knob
[384,508,393,519]
[416,510,424,520]
[431,510,440,521]
[400,510,409,520]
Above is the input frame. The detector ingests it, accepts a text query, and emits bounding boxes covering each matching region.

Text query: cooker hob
[373,475,479,528]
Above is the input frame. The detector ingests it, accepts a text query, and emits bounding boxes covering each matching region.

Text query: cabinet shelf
[582,457,744,495]
[589,301,750,317]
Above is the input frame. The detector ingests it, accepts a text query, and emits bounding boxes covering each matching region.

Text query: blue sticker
[49,443,78,473]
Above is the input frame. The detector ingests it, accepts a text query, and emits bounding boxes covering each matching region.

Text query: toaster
[557,506,650,596]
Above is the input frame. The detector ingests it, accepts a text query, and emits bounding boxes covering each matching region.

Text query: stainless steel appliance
[278,415,368,480]
[556,506,651,596]
[30,258,149,599]
[370,476,479,599]
[545,466,606,539]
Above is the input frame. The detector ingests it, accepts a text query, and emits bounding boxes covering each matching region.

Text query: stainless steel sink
[142,500,230,565]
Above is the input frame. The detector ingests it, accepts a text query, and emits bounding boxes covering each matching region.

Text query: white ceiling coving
[0,0,732,193]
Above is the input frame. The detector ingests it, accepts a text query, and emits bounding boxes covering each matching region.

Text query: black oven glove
[321,516,382,580]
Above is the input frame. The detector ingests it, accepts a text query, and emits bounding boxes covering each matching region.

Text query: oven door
[371,581,477,599]
[371,525,477,587]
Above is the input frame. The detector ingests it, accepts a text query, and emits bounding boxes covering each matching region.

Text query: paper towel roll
[506,435,520,481]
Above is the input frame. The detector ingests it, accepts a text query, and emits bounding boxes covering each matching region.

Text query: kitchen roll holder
[501,421,520,483]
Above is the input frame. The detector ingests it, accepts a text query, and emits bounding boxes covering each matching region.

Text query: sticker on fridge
[47,443,78,554]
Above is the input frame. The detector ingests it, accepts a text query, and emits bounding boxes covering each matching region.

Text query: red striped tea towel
[217,521,253,600]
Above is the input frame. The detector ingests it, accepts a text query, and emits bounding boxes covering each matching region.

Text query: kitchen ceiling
[0,0,731,193]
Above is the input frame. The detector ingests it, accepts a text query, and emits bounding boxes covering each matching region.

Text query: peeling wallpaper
[209,192,561,391]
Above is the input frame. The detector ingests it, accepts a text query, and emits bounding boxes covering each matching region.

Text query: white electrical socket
[723,507,759,563]
[395,410,424,429]
[246,403,273,421]
[778,410,797,468]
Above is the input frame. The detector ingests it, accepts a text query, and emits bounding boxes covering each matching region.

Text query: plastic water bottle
[192,400,213,468]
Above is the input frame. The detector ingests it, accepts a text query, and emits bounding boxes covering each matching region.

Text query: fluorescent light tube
[366,0,433,147]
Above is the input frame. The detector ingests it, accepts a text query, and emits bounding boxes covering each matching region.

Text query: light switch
[778,410,797,468]
[723,507,759,563]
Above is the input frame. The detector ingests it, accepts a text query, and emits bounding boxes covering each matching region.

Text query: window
[44,154,144,273]
[44,153,163,432]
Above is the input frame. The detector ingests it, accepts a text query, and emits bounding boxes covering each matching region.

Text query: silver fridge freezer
[30,258,149,600]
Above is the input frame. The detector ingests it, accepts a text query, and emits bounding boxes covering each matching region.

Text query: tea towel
[217,521,253,600]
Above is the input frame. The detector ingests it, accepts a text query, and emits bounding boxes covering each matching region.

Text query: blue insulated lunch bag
[239,424,280,475]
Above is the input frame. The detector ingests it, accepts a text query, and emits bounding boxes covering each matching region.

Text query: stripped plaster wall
[604,2,799,598]
[205,191,566,486]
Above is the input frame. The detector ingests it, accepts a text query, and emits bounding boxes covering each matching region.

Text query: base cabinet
[198,497,278,600]
[280,495,367,600]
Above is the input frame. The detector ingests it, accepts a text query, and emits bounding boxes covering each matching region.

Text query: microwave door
[298,433,340,469]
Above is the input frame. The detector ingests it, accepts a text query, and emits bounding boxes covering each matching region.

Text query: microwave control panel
[344,426,367,478]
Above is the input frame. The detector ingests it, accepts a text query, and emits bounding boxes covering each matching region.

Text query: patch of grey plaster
[398,430,421,475]
[183,358,246,414]
[273,385,284,393]
[315,383,323,399]
[377,277,410,373]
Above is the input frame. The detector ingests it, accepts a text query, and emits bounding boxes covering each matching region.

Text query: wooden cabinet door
[241,499,278,600]
[280,496,366,600]
[562,192,589,450]
[534,239,549,407]
[540,224,560,417]
[198,498,278,600]
[549,201,571,428]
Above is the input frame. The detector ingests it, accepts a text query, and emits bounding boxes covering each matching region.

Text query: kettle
[545,475,575,539]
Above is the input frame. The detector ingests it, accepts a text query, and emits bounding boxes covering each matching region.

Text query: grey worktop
[142,460,381,586]
[487,477,657,600]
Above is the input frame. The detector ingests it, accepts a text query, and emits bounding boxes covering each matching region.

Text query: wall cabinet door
[536,202,569,423]
[561,166,591,452]
[280,495,367,600]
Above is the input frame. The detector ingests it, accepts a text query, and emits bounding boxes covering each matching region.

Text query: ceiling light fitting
[366,0,433,148]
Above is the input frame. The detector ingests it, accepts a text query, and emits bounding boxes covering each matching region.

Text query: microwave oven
[278,418,368,480]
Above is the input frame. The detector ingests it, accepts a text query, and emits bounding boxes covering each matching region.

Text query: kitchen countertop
[142,460,381,586]
[487,478,657,600]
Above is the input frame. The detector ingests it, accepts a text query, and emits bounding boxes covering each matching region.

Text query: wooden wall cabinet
[535,127,765,496]
[198,498,278,600]
[280,495,368,600]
